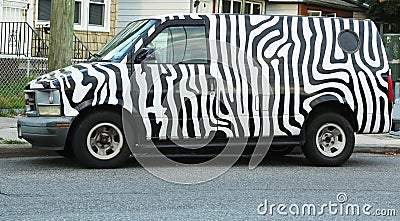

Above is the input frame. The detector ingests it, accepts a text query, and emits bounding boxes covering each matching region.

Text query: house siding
[265,3,298,16]
[117,0,191,31]
[298,3,353,18]
[353,12,367,20]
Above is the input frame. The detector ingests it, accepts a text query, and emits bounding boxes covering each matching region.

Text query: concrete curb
[353,145,400,154]
[0,144,56,158]
[0,144,399,158]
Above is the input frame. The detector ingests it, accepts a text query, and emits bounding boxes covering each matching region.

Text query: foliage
[0,110,13,117]
[359,0,400,32]
[3,139,28,144]
[0,75,36,109]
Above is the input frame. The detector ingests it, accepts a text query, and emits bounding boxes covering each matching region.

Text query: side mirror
[135,48,155,63]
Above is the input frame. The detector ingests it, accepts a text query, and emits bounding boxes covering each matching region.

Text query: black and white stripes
[27,14,391,140]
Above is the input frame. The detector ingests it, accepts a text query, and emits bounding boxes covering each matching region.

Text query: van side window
[338,30,360,54]
[145,26,208,64]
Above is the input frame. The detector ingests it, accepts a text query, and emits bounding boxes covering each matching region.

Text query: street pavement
[1,117,399,220]
[0,154,399,220]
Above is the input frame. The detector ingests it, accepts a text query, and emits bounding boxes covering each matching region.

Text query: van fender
[303,94,358,132]
[308,94,350,111]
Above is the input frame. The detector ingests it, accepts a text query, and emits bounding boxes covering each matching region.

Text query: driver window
[145,25,208,64]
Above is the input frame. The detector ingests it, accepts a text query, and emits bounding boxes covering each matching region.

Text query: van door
[136,22,216,141]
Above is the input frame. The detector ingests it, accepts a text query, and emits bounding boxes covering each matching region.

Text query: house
[34,0,119,54]
[1,0,369,58]
[214,0,368,19]
[117,0,213,31]
[117,0,368,30]
[0,0,119,58]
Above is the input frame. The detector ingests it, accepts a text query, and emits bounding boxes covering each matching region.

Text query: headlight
[38,105,61,116]
[36,90,62,116]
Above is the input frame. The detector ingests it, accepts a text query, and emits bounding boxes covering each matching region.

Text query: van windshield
[89,19,155,62]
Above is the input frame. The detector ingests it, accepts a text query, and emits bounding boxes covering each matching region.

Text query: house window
[245,2,261,14]
[222,0,263,14]
[307,10,322,17]
[74,0,82,24]
[38,0,82,24]
[89,0,105,26]
[307,10,337,17]
[38,0,51,21]
[37,0,110,32]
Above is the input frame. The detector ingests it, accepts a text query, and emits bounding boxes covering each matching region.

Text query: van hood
[25,62,127,90]
[25,62,130,116]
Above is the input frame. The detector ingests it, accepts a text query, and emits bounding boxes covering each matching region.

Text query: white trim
[3,0,28,9]
[307,10,322,17]
[35,0,110,33]
[26,0,34,25]
[0,0,3,21]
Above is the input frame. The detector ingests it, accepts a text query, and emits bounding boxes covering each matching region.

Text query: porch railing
[0,22,93,59]
[0,22,48,57]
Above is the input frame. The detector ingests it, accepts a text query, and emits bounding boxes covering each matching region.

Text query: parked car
[18,14,393,168]
[392,93,400,132]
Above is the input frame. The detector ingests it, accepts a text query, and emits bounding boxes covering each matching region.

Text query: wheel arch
[65,104,145,152]
[303,101,358,134]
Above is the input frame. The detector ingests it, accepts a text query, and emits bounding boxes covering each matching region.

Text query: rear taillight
[388,75,393,102]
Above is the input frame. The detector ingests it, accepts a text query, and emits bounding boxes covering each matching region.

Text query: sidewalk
[1,117,399,158]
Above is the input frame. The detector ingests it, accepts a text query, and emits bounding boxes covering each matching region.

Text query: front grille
[24,90,37,112]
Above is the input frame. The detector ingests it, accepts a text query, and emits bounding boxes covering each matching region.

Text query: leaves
[359,0,400,32]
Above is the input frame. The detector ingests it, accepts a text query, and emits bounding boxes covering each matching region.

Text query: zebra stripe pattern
[27,14,391,140]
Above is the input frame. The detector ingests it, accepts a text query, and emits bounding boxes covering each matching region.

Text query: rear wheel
[72,110,131,168]
[302,113,354,166]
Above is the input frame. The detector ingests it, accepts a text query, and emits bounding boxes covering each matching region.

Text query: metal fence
[0,56,85,112]
[0,22,93,60]
[0,22,48,58]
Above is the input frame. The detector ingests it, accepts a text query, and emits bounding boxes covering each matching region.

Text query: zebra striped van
[18,14,393,168]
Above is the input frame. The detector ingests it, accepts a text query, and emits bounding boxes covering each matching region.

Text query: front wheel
[302,113,354,166]
[72,110,131,168]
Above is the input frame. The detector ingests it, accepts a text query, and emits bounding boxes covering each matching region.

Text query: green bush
[0,76,36,109]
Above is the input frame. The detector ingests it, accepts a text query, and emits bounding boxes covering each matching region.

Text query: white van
[18,14,393,168]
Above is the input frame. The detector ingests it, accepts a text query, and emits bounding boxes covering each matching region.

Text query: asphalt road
[0,154,399,220]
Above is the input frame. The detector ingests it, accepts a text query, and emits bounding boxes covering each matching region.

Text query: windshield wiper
[89,53,112,62]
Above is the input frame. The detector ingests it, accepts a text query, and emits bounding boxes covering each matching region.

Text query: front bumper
[17,116,74,150]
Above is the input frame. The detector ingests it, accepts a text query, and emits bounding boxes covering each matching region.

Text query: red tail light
[388,75,393,102]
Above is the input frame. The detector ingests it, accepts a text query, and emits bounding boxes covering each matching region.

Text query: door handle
[207,77,217,92]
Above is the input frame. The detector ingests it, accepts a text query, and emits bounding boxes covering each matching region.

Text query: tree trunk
[48,0,74,72]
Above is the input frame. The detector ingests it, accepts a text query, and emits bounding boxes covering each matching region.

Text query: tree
[359,0,400,32]
[48,0,75,72]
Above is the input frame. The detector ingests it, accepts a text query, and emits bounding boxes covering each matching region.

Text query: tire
[268,146,295,156]
[56,149,74,158]
[71,110,131,168]
[302,113,354,166]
